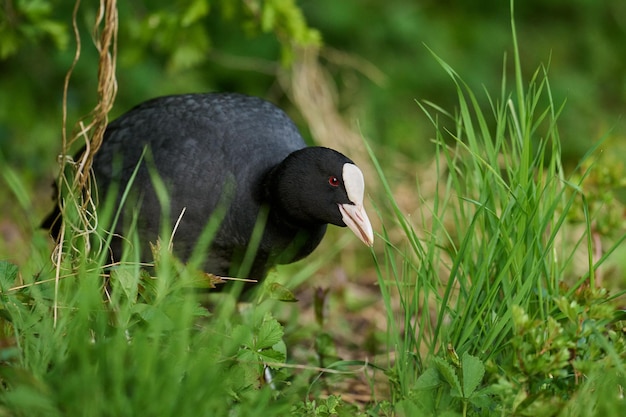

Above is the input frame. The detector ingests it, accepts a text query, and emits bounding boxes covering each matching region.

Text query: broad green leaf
[255,313,284,350]
[461,352,485,398]
[414,367,441,390]
[395,399,423,417]
[232,324,254,348]
[131,303,174,329]
[257,348,285,363]
[110,267,139,301]
[230,351,261,390]
[432,357,462,396]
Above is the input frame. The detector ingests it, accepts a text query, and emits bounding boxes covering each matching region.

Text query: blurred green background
[1,0,625,263]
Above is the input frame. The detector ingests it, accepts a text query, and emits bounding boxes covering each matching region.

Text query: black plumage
[44,93,373,283]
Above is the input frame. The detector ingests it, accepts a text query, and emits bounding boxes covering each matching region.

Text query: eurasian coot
[45,92,373,282]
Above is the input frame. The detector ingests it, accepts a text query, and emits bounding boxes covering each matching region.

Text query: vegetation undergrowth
[1,4,625,417]
[0,236,293,416]
[368,5,626,416]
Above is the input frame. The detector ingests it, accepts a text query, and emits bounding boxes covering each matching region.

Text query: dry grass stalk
[53,0,119,326]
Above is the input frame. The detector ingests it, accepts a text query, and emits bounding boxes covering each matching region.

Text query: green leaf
[0,30,19,58]
[461,352,484,398]
[414,367,442,390]
[131,303,174,329]
[257,348,285,363]
[272,339,287,358]
[110,267,139,302]
[232,324,254,348]
[38,20,69,49]
[264,282,298,302]
[468,387,493,408]
[0,261,19,289]
[260,5,276,32]
[181,0,210,27]
[230,351,261,390]
[255,313,284,350]
[432,357,462,396]
[395,399,424,417]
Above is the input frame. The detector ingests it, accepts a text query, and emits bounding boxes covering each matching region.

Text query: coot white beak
[339,202,374,247]
[339,164,374,247]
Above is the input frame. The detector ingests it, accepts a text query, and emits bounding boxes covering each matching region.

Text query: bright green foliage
[368,2,626,415]
[0,0,68,58]
[566,154,626,237]
[0,254,292,416]
[490,289,626,415]
[121,0,319,72]
[408,352,488,416]
[0,0,319,66]
[292,395,367,417]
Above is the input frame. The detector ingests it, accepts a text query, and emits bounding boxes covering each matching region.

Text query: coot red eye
[329,176,340,187]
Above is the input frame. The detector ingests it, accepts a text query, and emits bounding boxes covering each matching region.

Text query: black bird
[44,92,373,283]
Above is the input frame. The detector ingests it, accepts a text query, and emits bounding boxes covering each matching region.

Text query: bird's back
[97,93,305,189]
[94,93,308,276]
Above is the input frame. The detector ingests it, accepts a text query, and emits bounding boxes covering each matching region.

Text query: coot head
[266,147,374,247]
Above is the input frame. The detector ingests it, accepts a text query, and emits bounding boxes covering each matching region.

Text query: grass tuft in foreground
[0,248,294,416]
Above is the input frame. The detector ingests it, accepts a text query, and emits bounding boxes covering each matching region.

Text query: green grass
[366,10,626,416]
[0,239,291,416]
[1,8,626,416]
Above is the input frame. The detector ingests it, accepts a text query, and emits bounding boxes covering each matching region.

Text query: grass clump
[369,10,626,416]
[0,249,292,416]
